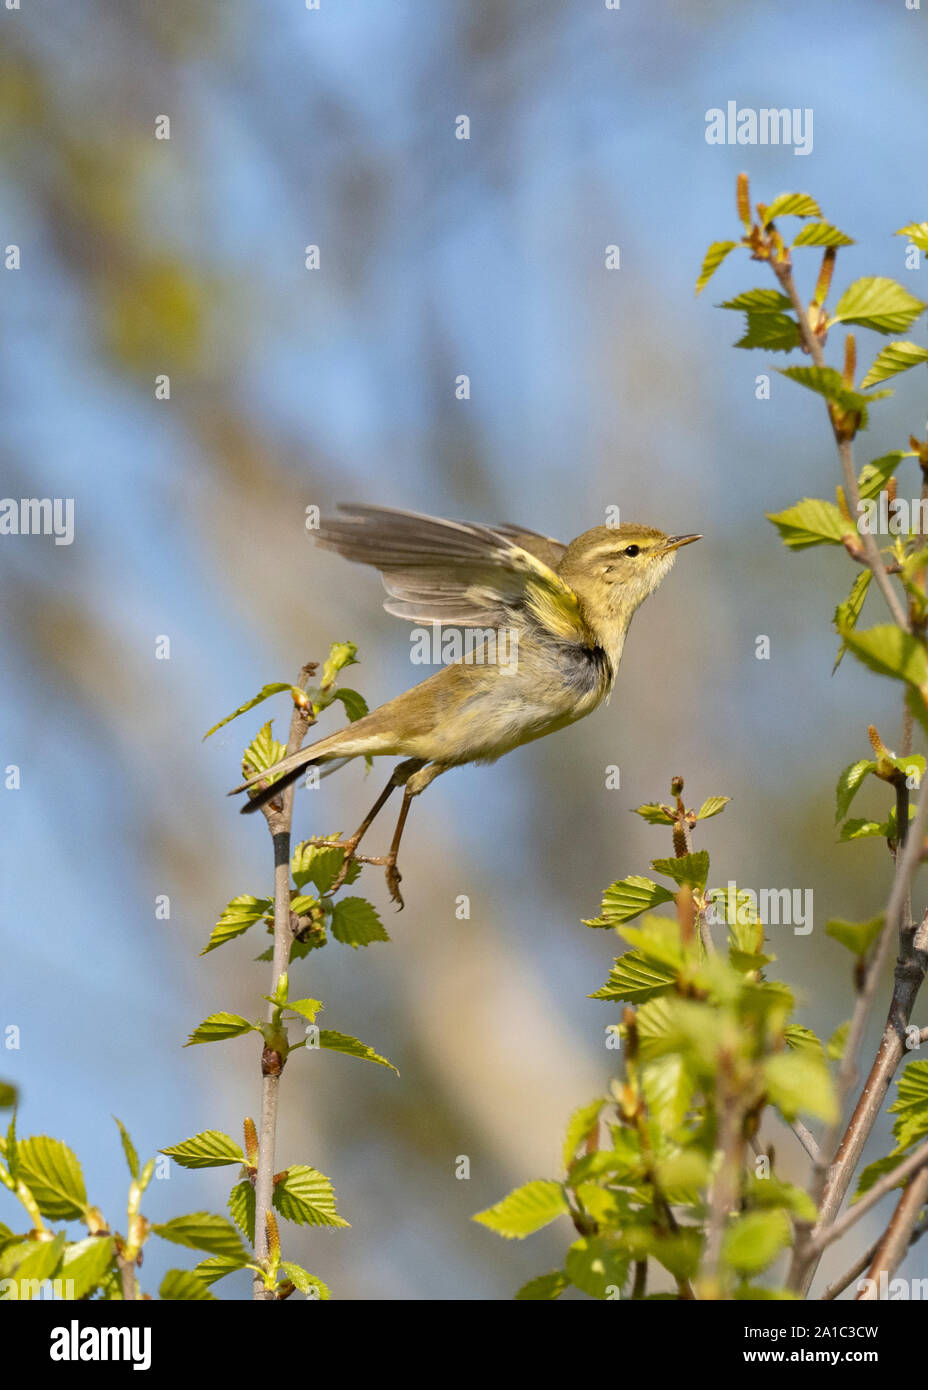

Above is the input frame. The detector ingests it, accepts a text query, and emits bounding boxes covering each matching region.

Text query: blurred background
[2,0,928,1299]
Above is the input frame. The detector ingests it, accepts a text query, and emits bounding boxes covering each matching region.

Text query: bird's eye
[624,545,640,557]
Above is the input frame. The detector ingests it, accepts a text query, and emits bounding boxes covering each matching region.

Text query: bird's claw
[385,862,404,911]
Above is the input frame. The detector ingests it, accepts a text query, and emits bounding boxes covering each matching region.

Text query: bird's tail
[229,724,383,815]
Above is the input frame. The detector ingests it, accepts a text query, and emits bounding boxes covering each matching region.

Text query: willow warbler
[232,504,700,906]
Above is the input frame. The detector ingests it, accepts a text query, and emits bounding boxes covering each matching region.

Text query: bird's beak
[663,533,703,553]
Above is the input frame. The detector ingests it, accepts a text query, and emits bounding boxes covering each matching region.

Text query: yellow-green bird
[233,504,701,906]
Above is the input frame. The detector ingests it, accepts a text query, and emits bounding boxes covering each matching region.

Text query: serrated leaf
[61,1236,116,1299]
[835,760,877,823]
[228,1180,255,1243]
[826,1021,850,1061]
[273,1165,349,1228]
[287,997,323,1023]
[641,1055,694,1132]
[632,803,675,825]
[330,896,389,947]
[651,851,709,891]
[515,1270,569,1301]
[152,1212,248,1259]
[767,496,854,549]
[474,1180,569,1239]
[159,1269,216,1301]
[111,1117,139,1180]
[202,895,272,955]
[858,453,907,502]
[316,1029,398,1075]
[696,241,737,295]
[722,1209,792,1275]
[735,312,800,352]
[718,288,792,313]
[833,572,872,672]
[897,222,928,251]
[590,952,677,1004]
[839,817,888,842]
[3,1233,66,1294]
[195,1253,252,1286]
[279,1261,331,1299]
[204,684,298,740]
[852,1152,907,1204]
[832,277,927,335]
[291,838,360,893]
[161,1131,244,1169]
[825,915,884,956]
[861,342,928,390]
[330,688,368,723]
[562,1099,603,1171]
[241,721,287,781]
[778,366,890,428]
[696,796,730,820]
[838,623,928,687]
[783,1024,825,1060]
[185,1012,256,1046]
[762,193,822,224]
[586,875,675,928]
[792,221,854,248]
[16,1137,87,1220]
[764,1051,837,1123]
[889,1060,928,1150]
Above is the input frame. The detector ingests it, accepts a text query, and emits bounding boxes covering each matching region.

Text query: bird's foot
[385,860,404,911]
[316,837,359,895]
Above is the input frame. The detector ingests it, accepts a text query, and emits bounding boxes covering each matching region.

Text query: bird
[231,503,701,907]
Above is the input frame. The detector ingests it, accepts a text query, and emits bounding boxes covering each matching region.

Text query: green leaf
[195,1253,253,1286]
[320,640,359,690]
[826,915,884,956]
[718,288,792,313]
[852,1152,907,1203]
[152,1212,248,1260]
[722,1209,792,1275]
[203,684,298,740]
[585,875,675,928]
[743,1174,817,1223]
[565,1236,629,1299]
[0,1084,16,1110]
[766,496,854,549]
[897,222,928,251]
[835,760,877,823]
[779,366,891,427]
[838,623,928,688]
[61,1235,115,1299]
[291,837,360,893]
[473,1180,569,1239]
[3,1233,66,1294]
[696,241,737,295]
[792,221,854,248]
[273,1165,350,1229]
[838,817,888,842]
[889,1060,928,1150]
[618,915,689,972]
[833,572,873,672]
[762,193,822,224]
[632,803,675,825]
[858,453,907,502]
[111,1117,139,1180]
[590,951,677,1004]
[562,1100,604,1171]
[861,342,928,390]
[202,895,272,955]
[279,1262,331,1299]
[651,851,709,891]
[241,722,287,780]
[161,1131,244,1169]
[16,1136,87,1220]
[185,1012,256,1046]
[330,688,368,722]
[316,1029,398,1075]
[287,997,323,1023]
[696,796,730,820]
[764,1052,837,1123]
[641,1055,694,1132]
[735,313,800,352]
[228,1180,255,1244]
[515,1270,569,1301]
[159,1269,216,1301]
[831,277,927,336]
[330,896,389,947]
[826,1021,850,1062]
[783,1024,825,1060]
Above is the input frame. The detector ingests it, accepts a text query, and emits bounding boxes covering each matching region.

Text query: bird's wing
[315,503,587,641]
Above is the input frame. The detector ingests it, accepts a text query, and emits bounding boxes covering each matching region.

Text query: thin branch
[791,1119,821,1165]
[857,1165,928,1298]
[821,1211,928,1300]
[802,1137,928,1262]
[252,662,316,1300]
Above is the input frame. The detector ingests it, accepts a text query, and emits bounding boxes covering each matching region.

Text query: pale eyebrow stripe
[589,539,656,558]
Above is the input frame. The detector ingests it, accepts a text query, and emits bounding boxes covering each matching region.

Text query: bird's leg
[364,762,448,910]
[322,759,425,895]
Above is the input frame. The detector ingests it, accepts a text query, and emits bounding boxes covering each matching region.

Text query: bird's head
[558,523,701,642]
